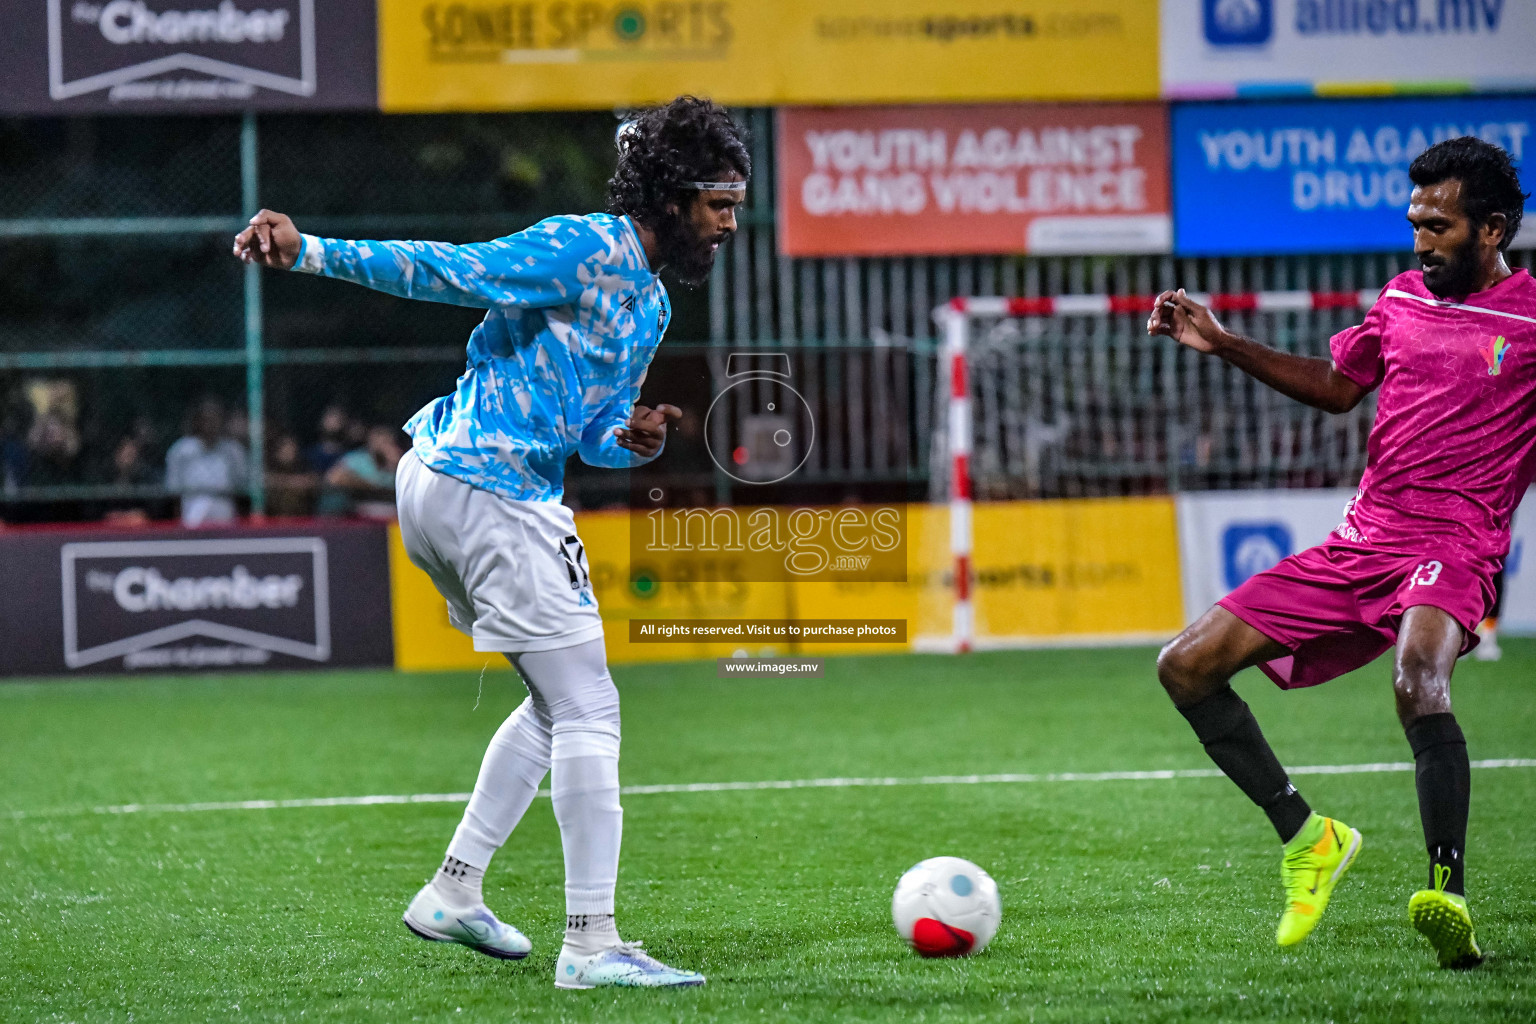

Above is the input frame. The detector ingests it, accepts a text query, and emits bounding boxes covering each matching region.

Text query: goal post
[930,289,1378,654]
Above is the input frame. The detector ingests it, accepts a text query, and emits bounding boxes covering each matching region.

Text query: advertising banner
[0,522,394,676]
[391,498,1183,671]
[0,0,378,115]
[1175,489,1536,633]
[778,104,1171,257]
[1502,498,1536,635]
[378,0,1158,113]
[1175,488,1356,622]
[1161,0,1536,97]
[1172,96,1536,256]
[964,495,1182,644]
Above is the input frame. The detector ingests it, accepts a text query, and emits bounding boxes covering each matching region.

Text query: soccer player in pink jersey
[1148,136,1532,969]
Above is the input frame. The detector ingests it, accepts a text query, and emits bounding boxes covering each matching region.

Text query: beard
[654,210,726,287]
[1420,230,1483,297]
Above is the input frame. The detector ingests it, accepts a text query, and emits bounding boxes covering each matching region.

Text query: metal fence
[713,109,1534,501]
[3,107,1530,520]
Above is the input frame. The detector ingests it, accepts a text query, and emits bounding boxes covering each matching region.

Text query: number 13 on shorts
[1409,560,1443,588]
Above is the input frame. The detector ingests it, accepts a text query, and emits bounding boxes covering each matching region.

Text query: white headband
[616,121,747,193]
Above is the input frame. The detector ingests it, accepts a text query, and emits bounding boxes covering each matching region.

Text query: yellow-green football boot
[1409,865,1483,969]
[1276,814,1362,947]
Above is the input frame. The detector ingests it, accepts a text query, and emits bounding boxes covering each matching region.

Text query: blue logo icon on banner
[1204,0,1272,45]
[1223,523,1291,589]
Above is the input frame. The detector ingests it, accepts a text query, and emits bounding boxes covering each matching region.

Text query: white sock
[551,721,623,955]
[431,855,485,907]
[438,698,551,902]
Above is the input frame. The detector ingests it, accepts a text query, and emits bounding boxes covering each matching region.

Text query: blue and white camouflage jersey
[293,212,669,502]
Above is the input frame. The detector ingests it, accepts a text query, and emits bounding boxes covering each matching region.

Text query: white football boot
[554,941,705,989]
[402,881,532,960]
[1473,623,1502,662]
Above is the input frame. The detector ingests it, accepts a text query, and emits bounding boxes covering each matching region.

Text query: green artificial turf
[3,643,1534,1023]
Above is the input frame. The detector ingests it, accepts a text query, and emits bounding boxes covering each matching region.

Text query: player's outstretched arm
[1148,288,1368,415]
[232,210,586,310]
[580,402,681,468]
[232,210,302,270]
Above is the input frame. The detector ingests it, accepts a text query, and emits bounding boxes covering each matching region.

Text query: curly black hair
[1409,136,1529,250]
[607,97,750,227]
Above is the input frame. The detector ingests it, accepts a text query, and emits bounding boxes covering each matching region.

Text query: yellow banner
[379,1,1159,112]
[390,496,1181,670]
[968,496,1182,642]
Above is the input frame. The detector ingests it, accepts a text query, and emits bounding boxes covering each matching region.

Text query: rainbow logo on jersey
[1479,335,1510,376]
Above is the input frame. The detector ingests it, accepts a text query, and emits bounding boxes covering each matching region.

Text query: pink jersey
[1330,267,1536,565]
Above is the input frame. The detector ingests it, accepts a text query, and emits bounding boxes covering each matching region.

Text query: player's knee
[1156,634,1217,705]
[1392,655,1452,718]
[582,678,621,730]
[506,697,553,746]
[1155,640,1194,699]
[547,673,621,730]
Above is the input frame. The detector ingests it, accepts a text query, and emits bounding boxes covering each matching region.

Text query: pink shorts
[1217,540,1495,689]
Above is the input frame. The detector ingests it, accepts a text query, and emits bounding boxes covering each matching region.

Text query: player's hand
[614,404,681,458]
[1148,288,1230,354]
[232,209,302,270]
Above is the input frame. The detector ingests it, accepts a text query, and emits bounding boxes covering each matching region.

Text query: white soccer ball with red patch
[892,856,1001,957]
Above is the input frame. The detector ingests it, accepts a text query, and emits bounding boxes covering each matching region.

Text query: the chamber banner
[0,521,394,677]
[0,0,378,114]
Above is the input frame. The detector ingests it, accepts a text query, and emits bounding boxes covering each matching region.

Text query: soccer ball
[892,856,1001,957]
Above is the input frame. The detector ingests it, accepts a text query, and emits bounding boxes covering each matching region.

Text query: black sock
[1405,712,1470,896]
[1179,687,1312,843]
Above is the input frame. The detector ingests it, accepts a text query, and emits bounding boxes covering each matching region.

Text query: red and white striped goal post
[947,289,1380,318]
[935,288,1378,653]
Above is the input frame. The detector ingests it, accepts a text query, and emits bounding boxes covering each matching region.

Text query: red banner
[776,104,1171,258]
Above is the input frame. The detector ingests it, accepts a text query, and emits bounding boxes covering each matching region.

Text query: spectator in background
[319,426,408,519]
[127,412,163,464]
[266,432,318,517]
[25,407,82,486]
[305,404,351,477]
[0,398,30,494]
[93,434,163,525]
[107,435,156,489]
[165,397,247,527]
[225,406,250,446]
[344,414,368,449]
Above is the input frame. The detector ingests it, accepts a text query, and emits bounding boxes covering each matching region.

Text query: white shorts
[396,449,604,653]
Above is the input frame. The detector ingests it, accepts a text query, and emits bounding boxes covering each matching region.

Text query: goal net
[918,291,1379,652]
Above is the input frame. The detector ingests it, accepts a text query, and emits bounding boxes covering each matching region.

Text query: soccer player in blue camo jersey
[233,97,748,989]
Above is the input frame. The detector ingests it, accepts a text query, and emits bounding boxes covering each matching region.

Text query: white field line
[8,759,1536,822]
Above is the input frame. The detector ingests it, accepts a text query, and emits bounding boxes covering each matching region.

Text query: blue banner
[1172,96,1536,256]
